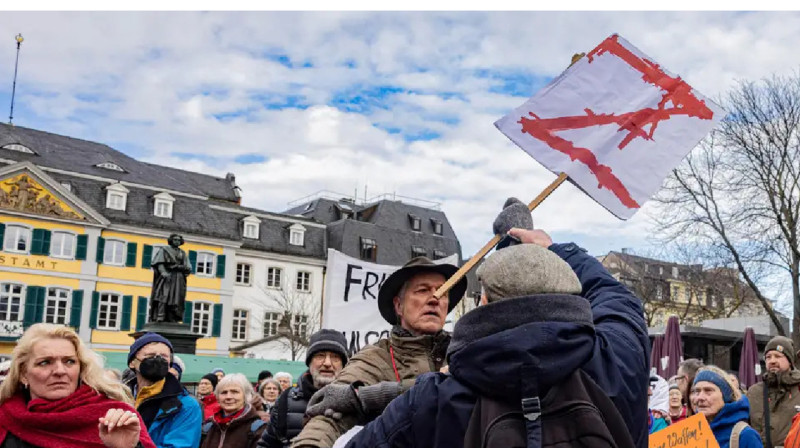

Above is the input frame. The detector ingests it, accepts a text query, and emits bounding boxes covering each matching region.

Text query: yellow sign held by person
[649,413,720,448]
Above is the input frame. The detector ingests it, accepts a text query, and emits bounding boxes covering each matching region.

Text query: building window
[192,302,211,336]
[1,143,35,154]
[672,267,679,278]
[659,266,664,275]
[105,183,129,211]
[685,288,691,303]
[196,252,215,276]
[433,250,447,260]
[431,219,443,235]
[408,214,421,231]
[103,240,126,266]
[97,293,121,330]
[655,284,663,301]
[360,237,377,261]
[3,225,31,253]
[60,182,72,192]
[232,309,248,341]
[50,231,76,259]
[45,287,70,325]
[671,285,680,301]
[243,216,260,239]
[267,267,282,289]
[96,162,125,172]
[0,283,24,321]
[292,314,308,339]
[153,192,175,219]
[289,224,306,246]
[236,263,252,285]
[296,271,311,292]
[263,311,281,337]
[411,246,427,258]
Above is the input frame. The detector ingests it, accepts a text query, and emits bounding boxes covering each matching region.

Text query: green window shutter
[125,242,138,267]
[188,251,197,274]
[183,300,193,324]
[23,286,40,328]
[120,295,133,331]
[211,303,223,337]
[142,245,153,269]
[31,229,51,256]
[75,234,88,260]
[69,290,84,328]
[33,287,45,324]
[95,237,106,264]
[215,254,226,278]
[89,292,100,329]
[136,296,148,331]
[0,223,5,251]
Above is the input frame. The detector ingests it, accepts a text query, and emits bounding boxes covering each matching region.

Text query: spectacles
[311,352,342,364]
[673,375,688,383]
[138,353,169,362]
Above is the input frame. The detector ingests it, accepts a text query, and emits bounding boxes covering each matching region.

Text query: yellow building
[600,250,763,328]
[0,124,246,357]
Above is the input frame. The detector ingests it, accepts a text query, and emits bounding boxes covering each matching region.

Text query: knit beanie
[305,329,349,366]
[477,243,581,302]
[493,197,533,250]
[128,332,173,364]
[765,336,796,369]
[693,370,734,403]
[258,370,273,382]
[201,373,219,390]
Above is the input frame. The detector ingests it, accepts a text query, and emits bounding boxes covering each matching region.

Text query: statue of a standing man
[149,234,193,323]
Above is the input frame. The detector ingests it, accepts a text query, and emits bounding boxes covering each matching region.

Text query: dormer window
[408,214,421,232]
[289,224,306,246]
[412,246,427,258]
[60,182,72,192]
[431,218,443,235]
[153,192,175,219]
[1,143,35,154]
[433,249,447,260]
[96,162,126,172]
[105,183,129,211]
[243,215,261,239]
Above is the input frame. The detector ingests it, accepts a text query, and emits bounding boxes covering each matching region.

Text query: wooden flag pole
[434,172,569,299]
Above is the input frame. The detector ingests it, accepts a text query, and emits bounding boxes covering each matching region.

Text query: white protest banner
[322,248,459,354]
[494,33,725,220]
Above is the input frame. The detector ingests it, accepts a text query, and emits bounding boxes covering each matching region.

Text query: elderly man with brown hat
[746,335,800,448]
[290,256,467,448]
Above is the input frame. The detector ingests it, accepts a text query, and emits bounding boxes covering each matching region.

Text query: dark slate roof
[0,123,238,202]
[284,198,359,224]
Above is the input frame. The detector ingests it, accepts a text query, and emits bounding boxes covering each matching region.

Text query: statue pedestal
[130,322,202,355]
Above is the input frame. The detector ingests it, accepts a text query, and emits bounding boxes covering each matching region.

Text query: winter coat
[746,369,800,447]
[342,242,651,448]
[291,325,450,447]
[707,397,763,448]
[135,375,203,448]
[258,372,318,448]
[200,406,266,448]
[649,412,669,434]
[201,394,221,422]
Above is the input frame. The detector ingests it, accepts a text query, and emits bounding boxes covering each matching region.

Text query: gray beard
[312,371,335,389]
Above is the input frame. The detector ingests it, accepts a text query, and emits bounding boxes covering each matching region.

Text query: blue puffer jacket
[345,242,650,448]
[708,397,763,448]
[135,375,203,448]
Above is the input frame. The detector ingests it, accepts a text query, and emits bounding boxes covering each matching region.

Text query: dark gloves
[306,382,404,422]
[493,197,533,249]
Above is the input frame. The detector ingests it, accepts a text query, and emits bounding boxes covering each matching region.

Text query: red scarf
[0,384,157,448]
[212,404,247,427]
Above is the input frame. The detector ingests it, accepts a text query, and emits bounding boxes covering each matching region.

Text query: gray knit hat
[305,329,349,366]
[493,197,533,250]
[477,243,581,302]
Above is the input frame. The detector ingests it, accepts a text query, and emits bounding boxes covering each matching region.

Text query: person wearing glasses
[127,332,202,448]
[258,330,348,448]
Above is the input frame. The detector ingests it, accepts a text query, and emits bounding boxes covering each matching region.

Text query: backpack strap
[201,420,213,435]
[764,382,773,448]
[731,421,749,448]
[248,419,267,445]
[520,365,542,448]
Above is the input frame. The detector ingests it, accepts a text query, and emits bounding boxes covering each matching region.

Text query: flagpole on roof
[8,33,24,125]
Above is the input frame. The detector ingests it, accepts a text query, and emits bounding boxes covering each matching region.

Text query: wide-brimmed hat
[378,256,467,325]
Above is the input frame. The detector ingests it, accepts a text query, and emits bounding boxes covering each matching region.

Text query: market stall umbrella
[739,327,760,390]
[650,334,665,377]
[661,315,684,380]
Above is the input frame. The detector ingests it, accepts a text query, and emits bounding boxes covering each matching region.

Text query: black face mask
[138,356,169,382]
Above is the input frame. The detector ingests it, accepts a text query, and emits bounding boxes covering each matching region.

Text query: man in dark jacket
[343,228,650,448]
[258,329,349,448]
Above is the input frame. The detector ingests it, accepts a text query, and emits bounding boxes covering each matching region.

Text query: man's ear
[393,296,402,317]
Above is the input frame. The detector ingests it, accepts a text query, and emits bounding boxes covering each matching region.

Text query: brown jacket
[746,369,800,447]
[201,406,267,448]
[291,328,450,448]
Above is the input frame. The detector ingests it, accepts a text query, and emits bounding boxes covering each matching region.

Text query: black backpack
[463,369,635,448]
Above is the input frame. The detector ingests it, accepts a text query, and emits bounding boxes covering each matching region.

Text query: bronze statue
[149,234,193,323]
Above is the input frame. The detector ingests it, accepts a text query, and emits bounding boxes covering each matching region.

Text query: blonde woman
[0,323,156,448]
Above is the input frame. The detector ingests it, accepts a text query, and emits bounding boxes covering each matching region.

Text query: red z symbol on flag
[517,35,715,210]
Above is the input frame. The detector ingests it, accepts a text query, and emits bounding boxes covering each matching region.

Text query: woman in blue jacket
[690,366,762,448]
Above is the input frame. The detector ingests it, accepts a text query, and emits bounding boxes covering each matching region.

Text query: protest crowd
[0,197,797,448]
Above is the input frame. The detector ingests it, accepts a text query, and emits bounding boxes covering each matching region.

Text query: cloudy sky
[1,10,798,258]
